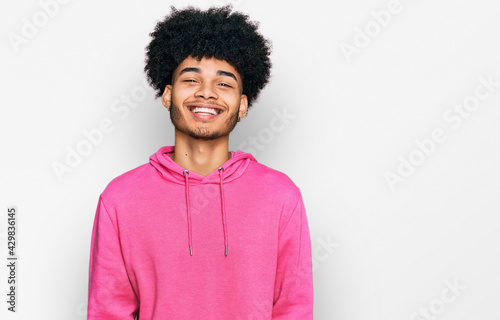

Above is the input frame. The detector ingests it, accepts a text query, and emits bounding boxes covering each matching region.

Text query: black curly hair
[144,5,272,108]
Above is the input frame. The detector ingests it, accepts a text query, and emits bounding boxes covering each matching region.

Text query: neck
[171,129,231,176]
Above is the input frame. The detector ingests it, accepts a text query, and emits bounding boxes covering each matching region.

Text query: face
[162,56,248,141]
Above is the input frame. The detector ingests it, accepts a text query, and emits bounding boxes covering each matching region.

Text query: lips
[186,103,224,120]
[189,106,222,115]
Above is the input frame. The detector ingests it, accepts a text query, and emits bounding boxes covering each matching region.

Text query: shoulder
[100,163,154,200]
[247,160,302,199]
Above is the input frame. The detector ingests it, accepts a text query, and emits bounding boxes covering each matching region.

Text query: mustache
[183,100,225,108]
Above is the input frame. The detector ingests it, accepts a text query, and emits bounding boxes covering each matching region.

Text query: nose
[194,81,218,100]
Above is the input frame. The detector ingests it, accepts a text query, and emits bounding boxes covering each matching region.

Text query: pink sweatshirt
[87,146,313,319]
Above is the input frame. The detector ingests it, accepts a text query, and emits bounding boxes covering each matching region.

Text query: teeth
[192,107,218,115]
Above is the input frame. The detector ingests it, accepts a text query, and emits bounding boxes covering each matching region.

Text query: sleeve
[272,194,314,319]
[87,196,139,319]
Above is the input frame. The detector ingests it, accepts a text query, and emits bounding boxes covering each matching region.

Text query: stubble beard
[169,100,239,141]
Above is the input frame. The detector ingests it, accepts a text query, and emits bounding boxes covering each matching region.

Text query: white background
[1,0,499,319]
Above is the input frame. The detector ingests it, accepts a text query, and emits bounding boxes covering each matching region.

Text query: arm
[87,196,139,319]
[272,195,314,319]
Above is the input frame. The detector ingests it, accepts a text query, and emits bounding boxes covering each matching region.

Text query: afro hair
[144,5,272,108]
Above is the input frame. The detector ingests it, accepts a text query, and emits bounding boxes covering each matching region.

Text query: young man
[87,6,313,320]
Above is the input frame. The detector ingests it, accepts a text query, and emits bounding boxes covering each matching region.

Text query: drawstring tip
[189,246,193,256]
[225,246,228,256]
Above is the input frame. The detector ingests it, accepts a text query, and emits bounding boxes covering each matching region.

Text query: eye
[183,79,197,83]
[219,83,232,88]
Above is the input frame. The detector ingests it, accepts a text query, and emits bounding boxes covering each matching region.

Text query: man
[87,6,313,320]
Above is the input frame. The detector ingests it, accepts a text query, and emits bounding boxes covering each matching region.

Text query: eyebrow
[217,70,237,81]
[178,67,237,81]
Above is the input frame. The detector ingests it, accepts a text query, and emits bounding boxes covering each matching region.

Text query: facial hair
[169,99,239,141]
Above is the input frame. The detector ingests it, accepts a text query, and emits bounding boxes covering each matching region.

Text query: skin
[162,56,248,176]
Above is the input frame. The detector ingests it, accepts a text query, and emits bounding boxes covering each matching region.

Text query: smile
[188,106,222,115]
[186,104,225,121]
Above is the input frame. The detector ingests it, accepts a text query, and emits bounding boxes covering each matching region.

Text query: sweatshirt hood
[149,146,255,185]
[149,146,256,256]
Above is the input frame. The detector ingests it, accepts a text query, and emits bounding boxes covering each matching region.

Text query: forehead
[174,56,241,81]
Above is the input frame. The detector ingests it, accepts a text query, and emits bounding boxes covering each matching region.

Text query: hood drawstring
[182,168,228,257]
[218,167,228,256]
[183,170,193,256]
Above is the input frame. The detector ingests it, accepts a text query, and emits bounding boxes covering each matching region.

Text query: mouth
[188,105,223,115]
[186,103,224,121]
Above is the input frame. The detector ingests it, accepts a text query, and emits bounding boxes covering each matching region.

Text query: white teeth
[192,107,218,115]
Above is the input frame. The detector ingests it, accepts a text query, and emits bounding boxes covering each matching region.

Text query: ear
[161,85,172,110]
[238,94,248,121]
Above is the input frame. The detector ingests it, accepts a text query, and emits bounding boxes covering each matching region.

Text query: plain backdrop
[1,0,499,319]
